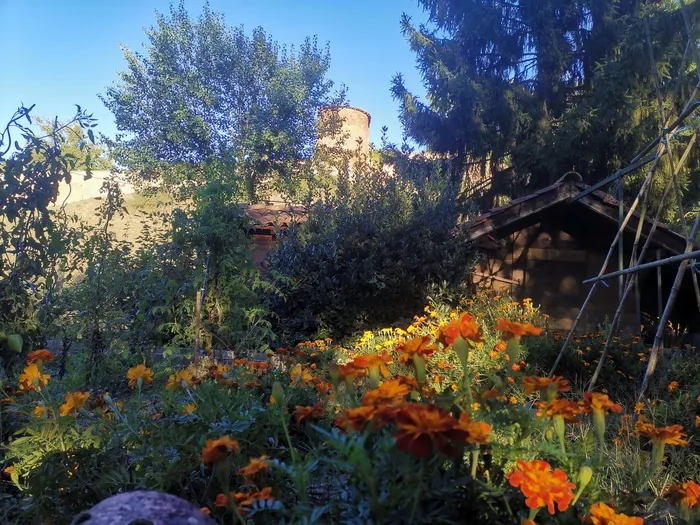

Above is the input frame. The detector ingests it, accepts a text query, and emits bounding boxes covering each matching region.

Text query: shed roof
[463,173,688,255]
[240,201,307,234]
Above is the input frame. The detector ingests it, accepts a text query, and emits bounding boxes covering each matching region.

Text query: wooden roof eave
[574,194,687,255]
[464,182,575,242]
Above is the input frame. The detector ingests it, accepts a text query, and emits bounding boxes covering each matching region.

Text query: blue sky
[0,0,428,148]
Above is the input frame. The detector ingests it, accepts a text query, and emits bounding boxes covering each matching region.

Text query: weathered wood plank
[527,248,587,262]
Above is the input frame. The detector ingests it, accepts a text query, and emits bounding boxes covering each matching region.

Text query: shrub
[264,154,476,343]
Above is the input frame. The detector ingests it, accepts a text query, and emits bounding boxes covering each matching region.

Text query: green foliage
[263,154,475,343]
[101,1,345,202]
[0,105,99,358]
[393,0,700,213]
[32,117,111,171]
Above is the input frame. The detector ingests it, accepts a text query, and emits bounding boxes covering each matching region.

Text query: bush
[264,154,476,343]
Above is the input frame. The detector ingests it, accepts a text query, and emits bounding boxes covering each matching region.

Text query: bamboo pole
[194,289,201,365]
[584,134,699,391]
[548,148,665,377]
[657,250,663,320]
[637,212,700,402]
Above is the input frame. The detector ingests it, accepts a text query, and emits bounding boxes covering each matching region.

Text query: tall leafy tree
[102,2,345,202]
[392,0,700,204]
[34,116,112,171]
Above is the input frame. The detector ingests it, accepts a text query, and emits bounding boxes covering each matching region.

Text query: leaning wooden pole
[548,148,664,377]
[586,133,697,390]
[194,289,202,365]
[637,212,700,402]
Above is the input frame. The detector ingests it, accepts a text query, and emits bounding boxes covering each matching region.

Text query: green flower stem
[470,449,479,479]
[592,409,606,455]
[412,355,427,387]
[553,415,566,455]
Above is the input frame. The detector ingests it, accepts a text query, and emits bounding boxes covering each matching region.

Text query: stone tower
[317,106,371,160]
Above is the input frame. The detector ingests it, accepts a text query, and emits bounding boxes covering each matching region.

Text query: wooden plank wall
[473,221,638,333]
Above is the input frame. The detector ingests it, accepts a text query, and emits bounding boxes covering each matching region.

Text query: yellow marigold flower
[238,456,270,478]
[507,459,576,515]
[60,392,90,416]
[183,403,197,414]
[26,349,55,364]
[289,364,314,386]
[19,363,50,391]
[166,369,194,391]
[201,435,240,464]
[126,364,154,389]
[585,502,643,524]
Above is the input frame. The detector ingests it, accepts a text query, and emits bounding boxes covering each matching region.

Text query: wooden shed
[240,201,307,267]
[463,173,694,334]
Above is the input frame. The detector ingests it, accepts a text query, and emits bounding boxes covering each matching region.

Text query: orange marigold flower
[208,363,229,380]
[59,392,90,416]
[361,378,412,406]
[183,403,197,415]
[455,413,491,444]
[522,375,570,396]
[126,364,154,389]
[336,361,366,384]
[436,313,483,347]
[238,456,270,478]
[635,420,688,446]
[33,403,50,418]
[667,380,679,393]
[201,435,240,464]
[200,507,211,515]
[585,502,643,524]
[336,404,396,432]
[353,350,393,377]
[495,319,543,341]
[294,402,327,426]
[26,349,55,364]
[536,398,582,423]
[19,363,50,391]
[396,336,437,363]
[393,403,465,458]
[166,369,195,391]
[580,393,623,416]
[216,487,275,512]
[507,459,576,515]
[665,481,700,509]
[633,402,645,414]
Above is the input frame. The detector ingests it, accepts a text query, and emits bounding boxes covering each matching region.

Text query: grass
[61,191,178,243]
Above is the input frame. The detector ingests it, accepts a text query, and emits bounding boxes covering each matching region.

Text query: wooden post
[618,184,624,304]
[194,289,201,365]
[656,249,663,321]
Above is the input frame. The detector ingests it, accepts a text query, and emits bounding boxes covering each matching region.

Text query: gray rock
[71,491,216,525]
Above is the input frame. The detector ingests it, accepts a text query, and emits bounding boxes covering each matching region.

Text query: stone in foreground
[71,490,215,525]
